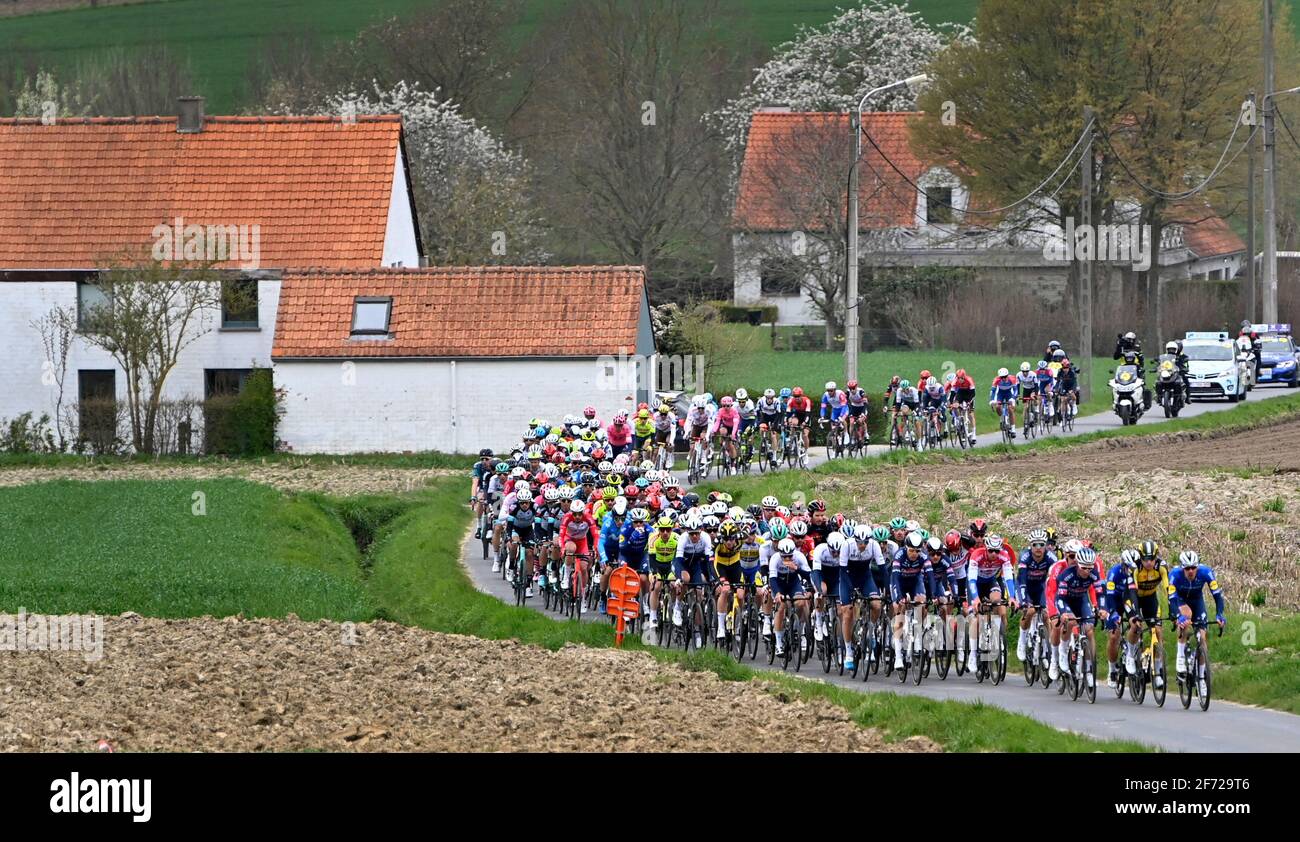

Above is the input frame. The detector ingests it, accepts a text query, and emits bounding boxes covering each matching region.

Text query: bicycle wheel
[1197,640,1212,711]
[833,615,846,676]
[1068,647,1081,700]
[1132,649,1148,705]
[1084,639,1097,704]
[1179,644,1194,709]
[1023,632,1038,685]
[1153,645,1168,707]
[994,619,1008,685]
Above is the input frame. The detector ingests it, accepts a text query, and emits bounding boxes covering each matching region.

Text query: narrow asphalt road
[464,383,1300,752]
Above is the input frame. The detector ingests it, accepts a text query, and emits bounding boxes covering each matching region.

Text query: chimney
[177,96,205,133]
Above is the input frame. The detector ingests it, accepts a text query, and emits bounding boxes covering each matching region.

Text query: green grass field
[0,0,980,113]
[0,472,1142,751]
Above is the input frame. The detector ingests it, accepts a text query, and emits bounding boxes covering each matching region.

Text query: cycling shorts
[788,410,810,424]
[739,565,764,587]
[871,566,890,598]
[690,423,707,439]
[770,572,807,598]
[847,404,867,417]
[673,554,708,584]
[953,388,975,404]
[1022,579,1046,609]
[816,566,841,599]
[620,549,647,573]
[654,428,670,444]
[952,576,969,604]
[974,576,1004,601]
[1175,595,1207,626]
[713,561,742,587]
[839,563,876,604]
[758,412,783,428]
[1057,594,1095,625]
[825,406,849,423]
[567,536,593,558]
[893,573,926,602]
[1137,594,1160,624]
[649,560,675,581]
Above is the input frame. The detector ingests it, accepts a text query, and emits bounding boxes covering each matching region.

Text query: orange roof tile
[731,111,926,232]
[0,115,404,270]
[1176,206,1246,259]
[272,266,646,359]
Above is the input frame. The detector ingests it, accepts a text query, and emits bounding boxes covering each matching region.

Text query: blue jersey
[1168,565,1225,618]
[619,520,652,556]
[1035,368,1055,391]
[1054,566,1103,613]
[599,513,626,563]
[890,548,937,600]
[1104,563,1136,614]
[989,376,1017,400]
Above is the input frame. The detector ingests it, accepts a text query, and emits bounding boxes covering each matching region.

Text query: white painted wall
[732,231,822,325]
[275,357,644,454]
[0,279,280,434]
[381,145,420,268]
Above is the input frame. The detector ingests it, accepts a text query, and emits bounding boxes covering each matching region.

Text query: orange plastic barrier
[606,566,642,647]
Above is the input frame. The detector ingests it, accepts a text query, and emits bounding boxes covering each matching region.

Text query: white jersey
[769,550,811,579]
[675,531,713,558]
[810,543,839,570]
[841,538,885,567]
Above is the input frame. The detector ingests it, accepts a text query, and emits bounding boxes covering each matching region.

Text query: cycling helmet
[792,387,804,397]
[479,448,494,458]
[969,518,987,537]
[997,367,1009,378]
[1139,540,1159,559]
[1052,350,1066,361]
[527,447,544,460]
[905,519,920,533]
[683,492,700,508]
[808,499,827,513]
[899,379,910,389]
[514,482,531,497]
[825,381,837,391]
[761,495,779,509]
[1020,361,1031,372]
[704,393,714,405]
[569,500,586,514]
[663,475,679,489]
[736,388,748,401]
[920,370,932,381]
[728,506,746,521]
[1063,538,1083,554]
[872,526,890,543]
[926,376,938,388]
[630,507,649,522]
[710,500,727,515]
[1028,528,1048,545]
[533,426,548,438]
[916,529,930,541]
[779,387,792,398]
[495,461,510,474]
[853,523,872,542]
[1036,360,1048,370]
[943,530,962,552]
[510,467,526,479]
[847,379,858,389]
[583,406,596,418]
[1048,341,1061,351]
[692,395,707,408]
[926,536,943,553]
[789,520,808,537]
[944,372,956,383]
[543,487,560,502]
[889,517,908,531]
[1076,547,1098,568]
[890,375,900,386]
[768,520,789,541]
[718,521,741,540]
[613,412,627,424]
[905,532,925,549]
[655,515,674,530]
[658,403,671,414]
[777,538,796,555]
[1044,526,1057,544]
[839,519,858,537]
[721,396,735,407]
[956,369,967,378]
[746,504,762,518]
[776,506,791,519]
[1120,549,1140,568]
[984,535,1004,552]
[827,532,846,552]
[602,486,617,501]
[1178,550,1200,568]
[637,408,651,420]
[702,515,720,530]
[635,477,650,489]
[1124,331,1137,342]
[612,497,628,516]
[764,389,776,398]
[597,460,613,474]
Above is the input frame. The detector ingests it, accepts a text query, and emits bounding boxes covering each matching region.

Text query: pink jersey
[606,421,632,446]
[710,406,741,439]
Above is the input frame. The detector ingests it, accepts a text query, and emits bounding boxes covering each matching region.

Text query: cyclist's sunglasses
[1065,550,1078,558]
[1030,541,1047,549]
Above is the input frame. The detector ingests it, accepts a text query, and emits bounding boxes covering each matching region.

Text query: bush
[715,303,779,325]
[203,369,281,456]
[0,412,58,454]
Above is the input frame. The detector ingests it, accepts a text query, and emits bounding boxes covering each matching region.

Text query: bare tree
[73,255,248,454]
[29,307,77,450]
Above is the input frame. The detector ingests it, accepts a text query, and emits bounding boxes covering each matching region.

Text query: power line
[1276,105,1300,152]
[1095,112,1251,201]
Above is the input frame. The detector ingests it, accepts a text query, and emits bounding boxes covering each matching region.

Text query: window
[759,260,801,297]
[221,278,259,328]
[78,370,116,450]
[77,281,111,330]
[205,368,253,399]
[351,297,392,335]
[926,187,954,225]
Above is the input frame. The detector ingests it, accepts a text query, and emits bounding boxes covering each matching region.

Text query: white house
[731,109,1247,326]
[271,266,656,454]
[0,102,421,450]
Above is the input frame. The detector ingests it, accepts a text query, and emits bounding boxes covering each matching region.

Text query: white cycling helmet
[761,495,779,508]
[905,519,919,533]
[612,497,628,516]
[853,523,871,542]
[736,388,748,400]
[692,395,707,408]
[777,538,797,555]
[905,532,925,549]
[827,532,846,551]
[1178,550,1200,568]
[825,381,837,391]
[1019,361,1031,372]
[997,367,1010,378]
[569,500,586,514]
[764,389,776,398]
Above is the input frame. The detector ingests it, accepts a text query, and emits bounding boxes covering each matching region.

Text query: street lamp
[845,73,930,382]
[1261,84,1300,322]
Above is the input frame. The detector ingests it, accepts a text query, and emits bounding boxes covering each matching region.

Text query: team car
[1183,331,1249,402]
[1249,323,1300,388]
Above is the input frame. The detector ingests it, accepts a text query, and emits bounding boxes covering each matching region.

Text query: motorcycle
[1155,354,1185,418]
[1109,363,1146,425]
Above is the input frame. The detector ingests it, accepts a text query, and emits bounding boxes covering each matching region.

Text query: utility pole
[846,111,861,383]
[1263,0,1278,322]
[1080,106,1094,404]
[1247,91,1257,322]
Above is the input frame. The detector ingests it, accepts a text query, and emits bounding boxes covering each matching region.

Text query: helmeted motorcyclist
[1115,332,1150,409]
[1163,340,1191,402]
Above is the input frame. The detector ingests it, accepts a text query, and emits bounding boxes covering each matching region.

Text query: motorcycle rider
[1115,332,1151,410]
[1237,320,1261,381]
[1163,340,1191,403]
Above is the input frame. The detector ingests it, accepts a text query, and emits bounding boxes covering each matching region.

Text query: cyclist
[806,499,834,547]
[1120,540,1170,686]
[758,518,789,635]
[756,389,786,469]
[1056,359,1080,420]
[925,535,957,653]
[1015,528,1057,663]
[646,516,680,629]
[786,387,814,455]
[735,389,757,458]
[768,537,812,658]
[505,485,540,596]
[685,395,711,460]
[989,367,1019,438]
[1015,362,1037,428]
[559,499,599,613]
[965,533,1017,673]
[737,522,768,628]
[615,506,652,610]
[1054,546,1106,684]
[819,381,849,453]
[651,402,676,467]
[890,531,937,670]
[1103,548,1139,689]
[809,529,843,650]
[1168,550,1226,676]
[1034,360,1056,424]
[844,379,871,445]
[712,520,746,639]
[470,449,496,539]
[672,514,713,630]
[920,376,947,441]
[950,368,978,444]
[890,379,922,445]
[606,413,633,457]
[631,408,655,455]
[598,495,630,589]
[710,395,742,467]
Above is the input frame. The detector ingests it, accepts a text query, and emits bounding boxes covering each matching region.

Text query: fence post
[178,419,190,455]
